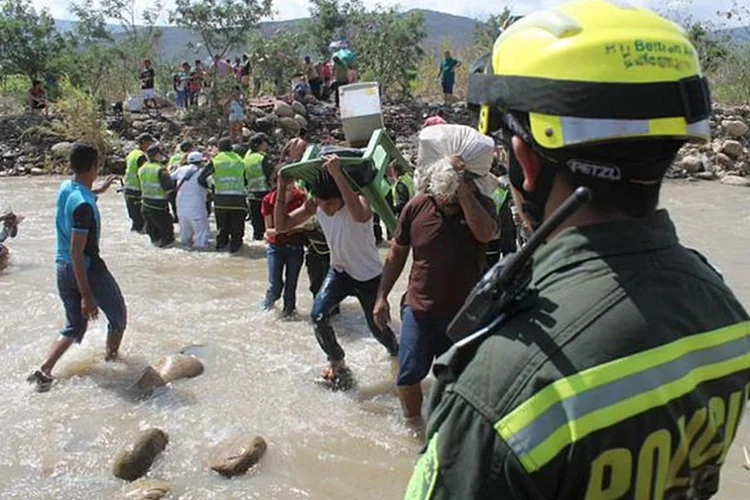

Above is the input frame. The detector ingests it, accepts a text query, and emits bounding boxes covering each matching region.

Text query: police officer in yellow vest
[168,140,193,173]
[244,133,273,241]
[405,2,750,499]
[124,133,154,232]
[139,144,177,247]
[200,137,251,252]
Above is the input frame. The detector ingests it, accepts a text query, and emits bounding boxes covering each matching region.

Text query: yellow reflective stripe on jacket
[495,320,750,473]
[404,432,440,500]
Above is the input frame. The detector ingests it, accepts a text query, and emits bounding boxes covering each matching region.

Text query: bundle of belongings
[415,124,498,202]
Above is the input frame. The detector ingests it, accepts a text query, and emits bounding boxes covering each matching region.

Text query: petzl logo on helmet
[567,159,622,181]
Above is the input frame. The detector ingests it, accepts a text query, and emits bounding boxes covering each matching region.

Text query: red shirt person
[260,171,308,317]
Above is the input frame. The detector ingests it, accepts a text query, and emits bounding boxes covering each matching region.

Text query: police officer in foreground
[404,1,750,499]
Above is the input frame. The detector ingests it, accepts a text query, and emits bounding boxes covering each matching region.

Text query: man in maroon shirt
[374,156,499,430]
[261,168,308,317]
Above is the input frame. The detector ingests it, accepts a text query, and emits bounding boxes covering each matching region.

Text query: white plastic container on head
[339,82,384,147]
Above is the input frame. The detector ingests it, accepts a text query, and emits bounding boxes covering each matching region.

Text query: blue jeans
[263,243,304,314]
[175,90,187,108]
[311,269,399,362]
[397,306,453,386]
[56,261,127,343]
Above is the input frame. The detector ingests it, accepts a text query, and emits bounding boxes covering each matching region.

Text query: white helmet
[187,151,203,164]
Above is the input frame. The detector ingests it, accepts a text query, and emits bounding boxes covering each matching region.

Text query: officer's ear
[512,136,543,193]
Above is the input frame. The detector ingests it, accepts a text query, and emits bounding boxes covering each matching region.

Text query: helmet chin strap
[508,150,558,231]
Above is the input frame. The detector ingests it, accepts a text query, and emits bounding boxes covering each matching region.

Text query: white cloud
[39,0,744,25]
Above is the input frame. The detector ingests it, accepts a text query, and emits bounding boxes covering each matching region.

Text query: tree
[304,0,364,58]
[473,8,511,53]
[685,22,730,73]
[68,0,163,100]
[0,0,67,81]
[247,29,303,94]
[170,0,273,63]
[353,8,427,99]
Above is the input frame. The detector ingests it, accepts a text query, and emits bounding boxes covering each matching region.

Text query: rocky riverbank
[670,104,750,187]
[1,100,748,187]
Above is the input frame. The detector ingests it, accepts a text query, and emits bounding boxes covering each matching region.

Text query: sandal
[26,370,53,393]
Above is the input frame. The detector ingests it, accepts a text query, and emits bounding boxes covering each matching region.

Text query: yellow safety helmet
[468,0,711,149]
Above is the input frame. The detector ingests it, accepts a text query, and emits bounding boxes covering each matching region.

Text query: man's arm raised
[323,154,372,223]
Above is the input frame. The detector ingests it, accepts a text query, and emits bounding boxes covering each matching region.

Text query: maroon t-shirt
[261,187,306,245]
[395,192,490,320]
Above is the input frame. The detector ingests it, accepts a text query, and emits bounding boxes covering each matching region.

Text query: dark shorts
[442,77,455,95]
[397,306,453,386]
[57,261,127,342]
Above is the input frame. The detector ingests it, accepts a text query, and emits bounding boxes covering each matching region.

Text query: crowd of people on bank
[142,47,361,113]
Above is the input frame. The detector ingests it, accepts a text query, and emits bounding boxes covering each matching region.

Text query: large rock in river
[119,479,172,500]
[208,435,267,478]
[132,366,167,395]
[152,354,204,384]
[113,429,169,481]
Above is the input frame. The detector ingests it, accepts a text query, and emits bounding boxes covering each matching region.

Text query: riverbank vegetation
[0,0,748,133]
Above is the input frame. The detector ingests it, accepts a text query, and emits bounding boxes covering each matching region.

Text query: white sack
[416,124,498,200]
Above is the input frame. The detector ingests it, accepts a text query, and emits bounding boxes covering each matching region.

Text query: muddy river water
[0,178,748,499]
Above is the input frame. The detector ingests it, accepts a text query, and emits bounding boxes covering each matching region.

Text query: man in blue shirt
[27,143,126,393]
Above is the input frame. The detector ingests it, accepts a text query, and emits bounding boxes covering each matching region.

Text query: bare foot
[405,415,426,442]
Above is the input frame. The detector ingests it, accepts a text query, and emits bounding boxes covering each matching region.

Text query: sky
[38,0,744,26]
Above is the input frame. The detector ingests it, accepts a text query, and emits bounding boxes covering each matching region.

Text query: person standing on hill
[140,58,156,110]
[304,56,322,100]
[27,143,125,393]
[331,56,349,108]
[123,133,154,233]
[438,51,461,104]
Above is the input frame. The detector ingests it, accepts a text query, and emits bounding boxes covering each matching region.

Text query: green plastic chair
[280,129,412,234]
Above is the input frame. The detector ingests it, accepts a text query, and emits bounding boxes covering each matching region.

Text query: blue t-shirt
[56,180,103,270]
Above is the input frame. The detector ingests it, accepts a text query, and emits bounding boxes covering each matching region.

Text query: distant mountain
[716,26,750,43]
[54,10,747,62]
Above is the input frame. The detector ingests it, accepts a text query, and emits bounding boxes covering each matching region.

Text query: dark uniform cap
[136,133,155,144]
[146,144,165,157]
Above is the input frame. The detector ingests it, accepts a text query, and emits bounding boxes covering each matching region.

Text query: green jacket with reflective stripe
[125,149,144,194]
[138,162,169,210]
[405,210,750,500]
[244,151,267,191]
[168,152,185,171]
[213,151,247,210]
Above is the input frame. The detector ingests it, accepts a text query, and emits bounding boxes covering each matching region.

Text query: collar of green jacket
[532,210,677,286]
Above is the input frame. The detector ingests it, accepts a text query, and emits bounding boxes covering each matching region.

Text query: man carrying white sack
[374,124,500,430]
[171,151,211,249]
